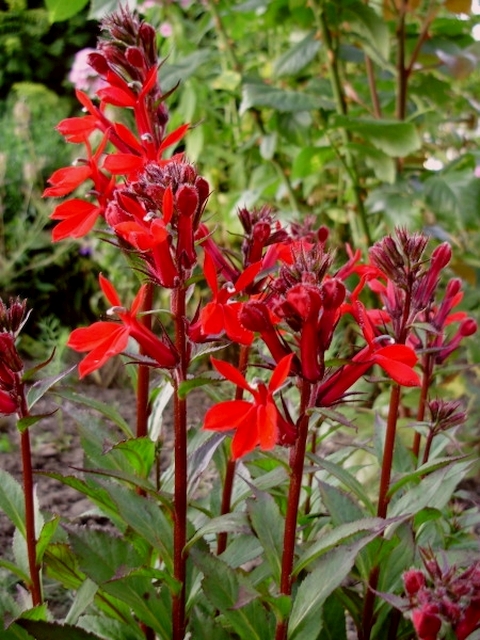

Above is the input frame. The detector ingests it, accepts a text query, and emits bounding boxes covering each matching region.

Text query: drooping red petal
[231,406,260,458]
[50,199,100,241]
[203,400,254,431]
[56,116,97,143]
[375,343,418,367]
[43,165,92,197]
[130,284,147,317]
[112,122,143,154]
[373,353,421,387]
[211,357,252,393]
[75,325,130,378]
[67,322,122,352]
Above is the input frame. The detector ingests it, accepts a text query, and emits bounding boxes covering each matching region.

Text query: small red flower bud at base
[412,605,442,640]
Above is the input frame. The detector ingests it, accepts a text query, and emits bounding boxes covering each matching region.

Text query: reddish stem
[19,388,42,607]
[136,281,154,441]
[217,345,250,556]
[172,285,188,640]
[412,353,433,461]
[275,380,312,640]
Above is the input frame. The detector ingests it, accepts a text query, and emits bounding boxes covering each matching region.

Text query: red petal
[43,165,92,197]
[375,344,418,367]
[200,303,224,336]
[50,200,100,241]
[112,122,143,154]
[67,322,121,352]
[258,402,278,451]
[373,353,421,387]
[99,275,122,308]
[234,261,262,293]
[103,153,144,175]
[162,184,174,225]
[223,304,254,345]
[203,401,254,431]
[231,407,260,458]
[269,353,294,391]
[203,252,218,295]
[211,357,252,392]
[158,123,189,155]
[56,116,97,142]
[97,85,136,108]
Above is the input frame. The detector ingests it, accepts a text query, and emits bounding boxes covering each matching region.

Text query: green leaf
[347,143,396,183]
[240,83,332,115]
[0,469,26,536]
[105,484,173,570]
[45,0,89,21]
[295,517,387,575]
[247,493,284,584]
[16,619,103,640]
[291,147,336,181]
[36,517,60,564]
[77,615,143,640]
[186,512,251,550]
[0,557,30,583]
[108,438,156,479]
[309,454,375,515]
[27,366,75,410]
[160,50,214,92]
[332,116,421,158]
[288,533,379,639]
[68,528,143,584]
[387,455,469,499]
[318,593,347,640]
[178,375,217,399]
[56,390,133,438]
[44,543,85,590]
[390,459,473,518]
[343,2,390,62]
[101,573,172,640]
[273,32,321,77]
[65,579,98,626]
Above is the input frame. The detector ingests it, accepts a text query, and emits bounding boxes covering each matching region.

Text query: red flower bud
[404,569,426,596]
[412,605,442,640]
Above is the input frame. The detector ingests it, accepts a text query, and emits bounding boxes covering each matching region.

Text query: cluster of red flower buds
[403,551,480,640]
[0,298,28,416]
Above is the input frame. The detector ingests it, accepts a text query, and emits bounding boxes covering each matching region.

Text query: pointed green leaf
[36,517,60,564]
[56,390,133,437]
[68,528,143,584]
[318,593,347,640]
[295,517,386,575]
[186,512,251,550]
[27,366,75,410]
[273,32,321,77]
[288,533,379,639]
[65,579,98,626]
[0,469,26,536]
[247,493,284,584]
[344,2,390,61]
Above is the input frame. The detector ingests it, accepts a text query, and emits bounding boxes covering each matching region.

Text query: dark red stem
[136,281,154,441]
[275,379,312,640]
[172,285,188,640]
[19,389,42,607]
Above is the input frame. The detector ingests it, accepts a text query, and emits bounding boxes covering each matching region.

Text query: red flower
[203,353,294,458]
[199,253,261,345]
[412,605,442,640]
[68,275,177,378]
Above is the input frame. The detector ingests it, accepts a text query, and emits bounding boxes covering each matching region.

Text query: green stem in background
[275,379,313,640]
[395,1,408,122]
[217,344,250,556]
[172,284,189,640]
[18,391,42,607]
[316,4,372,247]
[365,55,382,119]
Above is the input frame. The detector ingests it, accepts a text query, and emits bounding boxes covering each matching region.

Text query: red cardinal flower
[203,353,294,458]
[199,253,261,345]
[68,275,177,378]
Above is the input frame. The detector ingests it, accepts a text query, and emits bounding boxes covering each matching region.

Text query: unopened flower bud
[176,184,198,219]
[460,318,477,337]
[125,46,144,69]
[87,52,109,76]
[240,301,273,333]
[404,569,426,596]
[412,605,442,639]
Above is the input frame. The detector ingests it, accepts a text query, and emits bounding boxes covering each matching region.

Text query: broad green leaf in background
[45,0,89,22]
[240,83,333,115]
[344,1,390,62]
[273,31,321,77]
[247,492,284,584]
[332,116,421,158]
[78,615,144,640]
[16,619,103,639]
[88,0,137,20]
